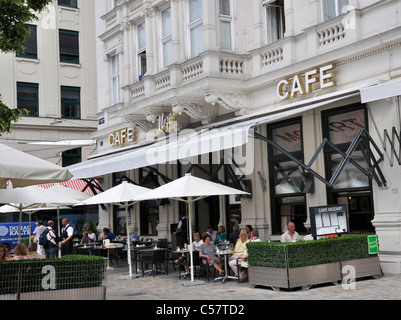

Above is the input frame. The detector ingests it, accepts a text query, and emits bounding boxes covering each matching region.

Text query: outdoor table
[131,245,154,273]
[214,250,239,284]
[137,247,168,276]
[76,245,94,255]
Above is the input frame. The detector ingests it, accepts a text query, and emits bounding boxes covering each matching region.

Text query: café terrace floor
[105,259,401,301]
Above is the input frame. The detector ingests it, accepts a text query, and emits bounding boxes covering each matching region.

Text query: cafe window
[267,118,307,234]
[322,104,374,233]
[139,167,159,236]
[17,82,39,117]
[17,25,37,59]
[59,29,79,64]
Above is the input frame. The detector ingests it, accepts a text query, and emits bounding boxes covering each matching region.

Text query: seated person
[80,231,92,245]
[214,226,227,245]
[237,230,262,282]
[130,231,140,242]
[13,243,28,260]
[102,228,116,241]
[199,234,223,275]
[27,242,45,259]
[193,232,203,250]
[228,230,249,278]
[280,222,300,243]
[88,229,97,242]
[206,226,218,242]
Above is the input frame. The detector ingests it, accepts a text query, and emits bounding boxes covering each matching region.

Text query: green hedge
[0,255,106,295]
[247,234,376,269]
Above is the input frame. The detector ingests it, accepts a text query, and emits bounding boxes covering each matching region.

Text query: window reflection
[331,151,369,189]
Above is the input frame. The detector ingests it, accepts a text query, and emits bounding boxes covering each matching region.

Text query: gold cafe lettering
[109,128,135,147]
[277,64,336,100]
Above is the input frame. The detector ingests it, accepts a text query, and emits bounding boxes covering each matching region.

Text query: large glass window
[219,0,232,51]
[268,118,306,235]
[17,25,37,59]
[139,167,160,236]
[162,7,172,68]
[322,104,374,233]
[111,55,120,105]
[137,22,146,79]
[61,86,80,119]
[322,0,349,21]
[59,29,79,63]
[17,82,39,117]
[189,0,203,57]
[265,0,286,44]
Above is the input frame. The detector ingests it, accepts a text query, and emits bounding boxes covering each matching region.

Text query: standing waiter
[173,213,188,248]
[59,218,74,255]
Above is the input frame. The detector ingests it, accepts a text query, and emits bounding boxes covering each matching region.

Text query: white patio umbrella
[132,173,250,284]
[0,143,72,189]
[80,181,151,279]
[0,185,91,245]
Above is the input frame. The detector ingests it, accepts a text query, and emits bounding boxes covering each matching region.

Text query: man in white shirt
[32,221,47,255]
[280,222,300,243]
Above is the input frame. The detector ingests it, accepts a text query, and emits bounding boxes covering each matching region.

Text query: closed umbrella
[0,143,72,189]
[132,173,249,284]
[80,181,151,278]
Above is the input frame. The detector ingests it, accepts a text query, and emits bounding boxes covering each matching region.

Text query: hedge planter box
[0,255,106,300]
[247,234,380,290]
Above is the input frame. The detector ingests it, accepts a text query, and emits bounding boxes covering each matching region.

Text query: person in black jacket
[173,213,188,248]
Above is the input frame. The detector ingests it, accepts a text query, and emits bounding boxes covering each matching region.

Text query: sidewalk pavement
[105,260,401,300]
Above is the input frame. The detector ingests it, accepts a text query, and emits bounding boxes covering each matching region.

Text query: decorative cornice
[172,102,211,125]
[205,91,248,116]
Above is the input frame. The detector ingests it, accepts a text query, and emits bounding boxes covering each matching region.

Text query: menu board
[309,205,348,238]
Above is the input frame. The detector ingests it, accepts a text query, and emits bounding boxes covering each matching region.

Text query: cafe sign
[277,64,336,100]
[109,127,135,147]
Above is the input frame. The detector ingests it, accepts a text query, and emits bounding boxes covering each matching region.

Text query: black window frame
[59,29,80,64]
[58,0,78,8]
[17,25,37,59]
[267,117,307,235]
[322,103,375,233]
[17,82,39,117]
[60,86,81,119]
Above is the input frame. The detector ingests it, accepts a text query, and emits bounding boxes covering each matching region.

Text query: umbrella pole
[28,213,32,246]
[187,197,194,282]
[125,203,133,277]
[57,207,61,258]
[18,205,22,244]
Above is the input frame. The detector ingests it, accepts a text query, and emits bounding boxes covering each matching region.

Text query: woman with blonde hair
[13,243,28,260]
[228,229,249,278]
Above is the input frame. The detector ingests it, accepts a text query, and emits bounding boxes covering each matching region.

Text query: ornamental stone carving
[171,102,211,125]
[205,91,248,116]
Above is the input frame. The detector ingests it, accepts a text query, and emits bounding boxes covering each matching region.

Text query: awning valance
[68,92,359,179]
[360,78,401,103]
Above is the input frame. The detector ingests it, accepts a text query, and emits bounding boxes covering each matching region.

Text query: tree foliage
[0,100,28,136]
[0,0,51,54]
[0,0,51,135]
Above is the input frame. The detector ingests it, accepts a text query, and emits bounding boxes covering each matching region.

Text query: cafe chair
[178,250,206,280]
[140,249,168,277]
